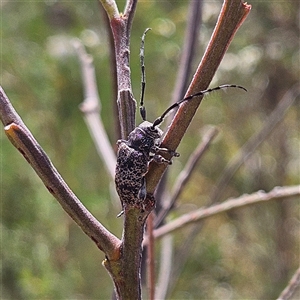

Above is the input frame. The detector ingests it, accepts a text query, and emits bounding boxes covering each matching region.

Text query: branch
[73,39,116,181]
[153,185,300,239]
[277,266,300,300]
[0,87,121,259]
[146,0,251,194]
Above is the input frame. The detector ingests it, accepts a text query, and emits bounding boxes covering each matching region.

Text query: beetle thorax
[127,121,163,153]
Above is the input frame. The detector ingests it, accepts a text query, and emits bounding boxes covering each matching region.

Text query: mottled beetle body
[115,29,246,213]
[115,121,172,208]
[115,138,149,206]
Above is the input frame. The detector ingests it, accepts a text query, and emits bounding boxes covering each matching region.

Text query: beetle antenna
[152,84,247,128]
[139,28,151,121]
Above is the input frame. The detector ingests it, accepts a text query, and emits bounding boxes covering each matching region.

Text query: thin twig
[277,266,300,300]
[0,86,121,258]
[210,83,300,203]
[153,185,300,239]
[155,126,219,228]
[73,39,116,181]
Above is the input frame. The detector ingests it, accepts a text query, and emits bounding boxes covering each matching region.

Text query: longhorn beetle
[115,28,246,214]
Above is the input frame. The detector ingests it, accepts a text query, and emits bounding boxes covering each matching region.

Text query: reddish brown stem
[146,0,251,194]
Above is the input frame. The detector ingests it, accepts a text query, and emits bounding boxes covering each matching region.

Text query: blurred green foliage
[1,1,299,299]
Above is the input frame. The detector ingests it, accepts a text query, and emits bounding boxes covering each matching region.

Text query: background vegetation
[1,0,299,299]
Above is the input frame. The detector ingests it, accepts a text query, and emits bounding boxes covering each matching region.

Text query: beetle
[115,29,246,213]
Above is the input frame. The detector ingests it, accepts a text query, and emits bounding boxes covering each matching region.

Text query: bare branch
[211,83,300,203]
[0,87,121,258]
[155,126,219,228]
[153,185,300,239]
[73,39,116,181]
[277,266,300,300]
